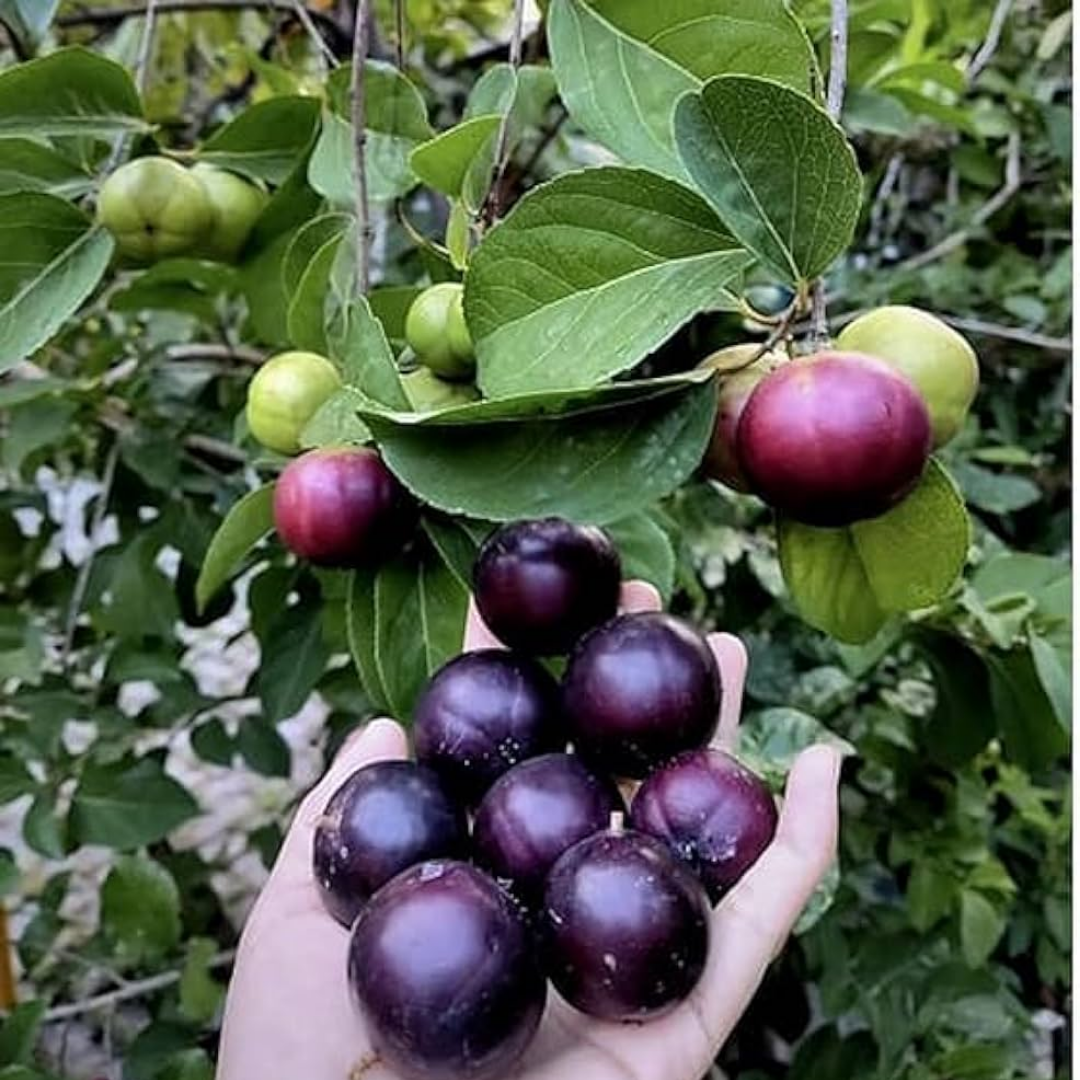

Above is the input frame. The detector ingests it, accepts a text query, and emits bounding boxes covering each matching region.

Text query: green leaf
[420,515,490,590]
[675,76,862,284]
[548,0,816,182]
[190,719,234,766]
[0,1000,44,1066]
[605,513,675,601]
[0,48,144,138]
[367,377,716,524]
[300,389,371,449]
[795,860,840,935]
[101,854,182,963]
[738,706,855,789]
[179,938,225,1024]
[237,720,291,777]
[0,139,92,198]
[346,566,390,712]
[951,459,1041,515]
[199,97,320,184]
[907,861,955,932]
[465,166,750,396]
[255,597,330,724]
[0,849,17,897]
[1028,630,1071,730]
[0,193,113,373]
[0,754,34,805]
[281,212,350,298]
[286,233,342,354]
[328,296,410,409]
[410,115,502,196]
[22,792,66,858]
[195,485,275,613]
[988,648,1070,770]
[70,758,198,849]
[959,890,1006,967]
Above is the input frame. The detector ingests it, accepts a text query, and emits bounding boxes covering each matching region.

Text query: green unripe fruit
[191,163,269,262]
[246,351,342,455]
[405,283,475,380]
[837,306,979,447]
[96,157,213,263]
[401,368,480,412]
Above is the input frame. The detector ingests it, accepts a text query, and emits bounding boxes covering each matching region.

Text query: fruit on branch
[414,650,562,803]
[473,517,621,655]
[349,860,546,1080]
[95,156,213,262]
[472,752,624,904]
[544,827,710,1020]
[190,162,268,262]
[737,352,933,527]
[246,350,342,455]
[630,749,777,901]
[273,447,417,568]
[405,283,475,380]
[836,306,980,447]
[699,345,786,492]
[400,367,480,411]
[562,612,721,779]
[313,760,467,928]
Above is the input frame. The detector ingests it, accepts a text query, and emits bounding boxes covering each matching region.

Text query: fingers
[463,596,504,651]
[707,633,748,750]
[693,744,841,1038]
[619,579,661,614]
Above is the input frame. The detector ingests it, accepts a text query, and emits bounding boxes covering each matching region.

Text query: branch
[351,0,372,295]
[968,0,1015,83]
[165,343,266,366]
[290,0,339,68]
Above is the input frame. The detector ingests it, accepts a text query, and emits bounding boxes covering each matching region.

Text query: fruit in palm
[245,350,341,455]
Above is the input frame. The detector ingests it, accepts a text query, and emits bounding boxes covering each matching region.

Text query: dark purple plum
[562,612,721,779]
[348,860,546,1080]
[630,749,777,900]
[737,352,932,526]
[413,650,562,803]
[544,827,710,1021]
[473,517,621,655]
[472,753,624,903]
[312,760,467,927]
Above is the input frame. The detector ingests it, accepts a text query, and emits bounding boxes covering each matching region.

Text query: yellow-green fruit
[401,367,480,412]
[837,306,979,447]
[405,283,475,380]
[191,163,269,262]
[246,351,342,455]
[96,157,213,262]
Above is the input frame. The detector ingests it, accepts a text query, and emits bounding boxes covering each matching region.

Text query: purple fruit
[473,753,624,902]
[630,749,777,900]
[544,827,710,1021]
[562,612,721,779]
[349,860,546,1080]
[414,650,562,803]
[736,352,932,526]
[473,517,621,655]
[312,760,467,928]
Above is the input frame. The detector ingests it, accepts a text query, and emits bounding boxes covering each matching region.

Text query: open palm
[218,583,840,1080]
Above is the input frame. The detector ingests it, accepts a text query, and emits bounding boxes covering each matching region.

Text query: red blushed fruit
[736,352,932,527]
[630,749,777,901]
[272,447,416,567]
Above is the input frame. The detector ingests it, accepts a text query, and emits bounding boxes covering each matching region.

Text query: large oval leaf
[464,166,751,397]
[0,139,92,198]
[195,485,275,612]
[0,193,113,373]
[674,76,862,285]
[548,0,817,181]
[199,97,321,184]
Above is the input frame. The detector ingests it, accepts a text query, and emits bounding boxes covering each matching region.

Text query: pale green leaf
[195,485,275,613]
[959,890,1006,967]
[199,97,320,184]
[101,855,182,963]
[0,140,92,198]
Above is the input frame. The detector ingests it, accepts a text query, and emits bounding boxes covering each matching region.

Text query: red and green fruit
[630,749,777,900]
[737,352,932,527]
[245,350,341,455]
[95,156,213,262]
[190,162,268,262]
[405,283,475,380]
[562,612,721,779]
[543,827,711,1020]
[313,761,467,928]
[836,305,979,447]
[272,447,417,568]
[473,517,621,655]
[348,860,546,1080]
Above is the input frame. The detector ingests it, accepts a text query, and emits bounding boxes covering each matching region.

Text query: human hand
[217,583,841,1080]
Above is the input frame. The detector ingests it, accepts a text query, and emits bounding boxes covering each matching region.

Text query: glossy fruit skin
[96,157,213,262]
[837,305,979,448]
[414,650,562,804]
[473,753,624,903]
[405,283,475,380]
[563,612,721,779]
[474,518,621,655]
[349,860,546,1080]
[630,749,777,901]
[400,367,479,411]
[699,346,786,492]
[273,447,417,568]
[544,829,710,1021]
[190,163,268,262]
[246,350,341,455]
[737,352,933,527]
[313,761,467,928]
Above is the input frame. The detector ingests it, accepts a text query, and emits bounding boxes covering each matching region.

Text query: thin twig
[351,0,372,295]
[509,104,568,187]
[968,0,1015,82]
[394,0,406,70]
[61,441,120,666]
[98,0,158,179]
[867,152,904,249]
[290,0,339,68]
[166,343,266,366]
[480,0,527,226]
[42,950,236,1023]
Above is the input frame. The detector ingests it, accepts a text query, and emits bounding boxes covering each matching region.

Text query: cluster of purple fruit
[312,518,778,1080]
